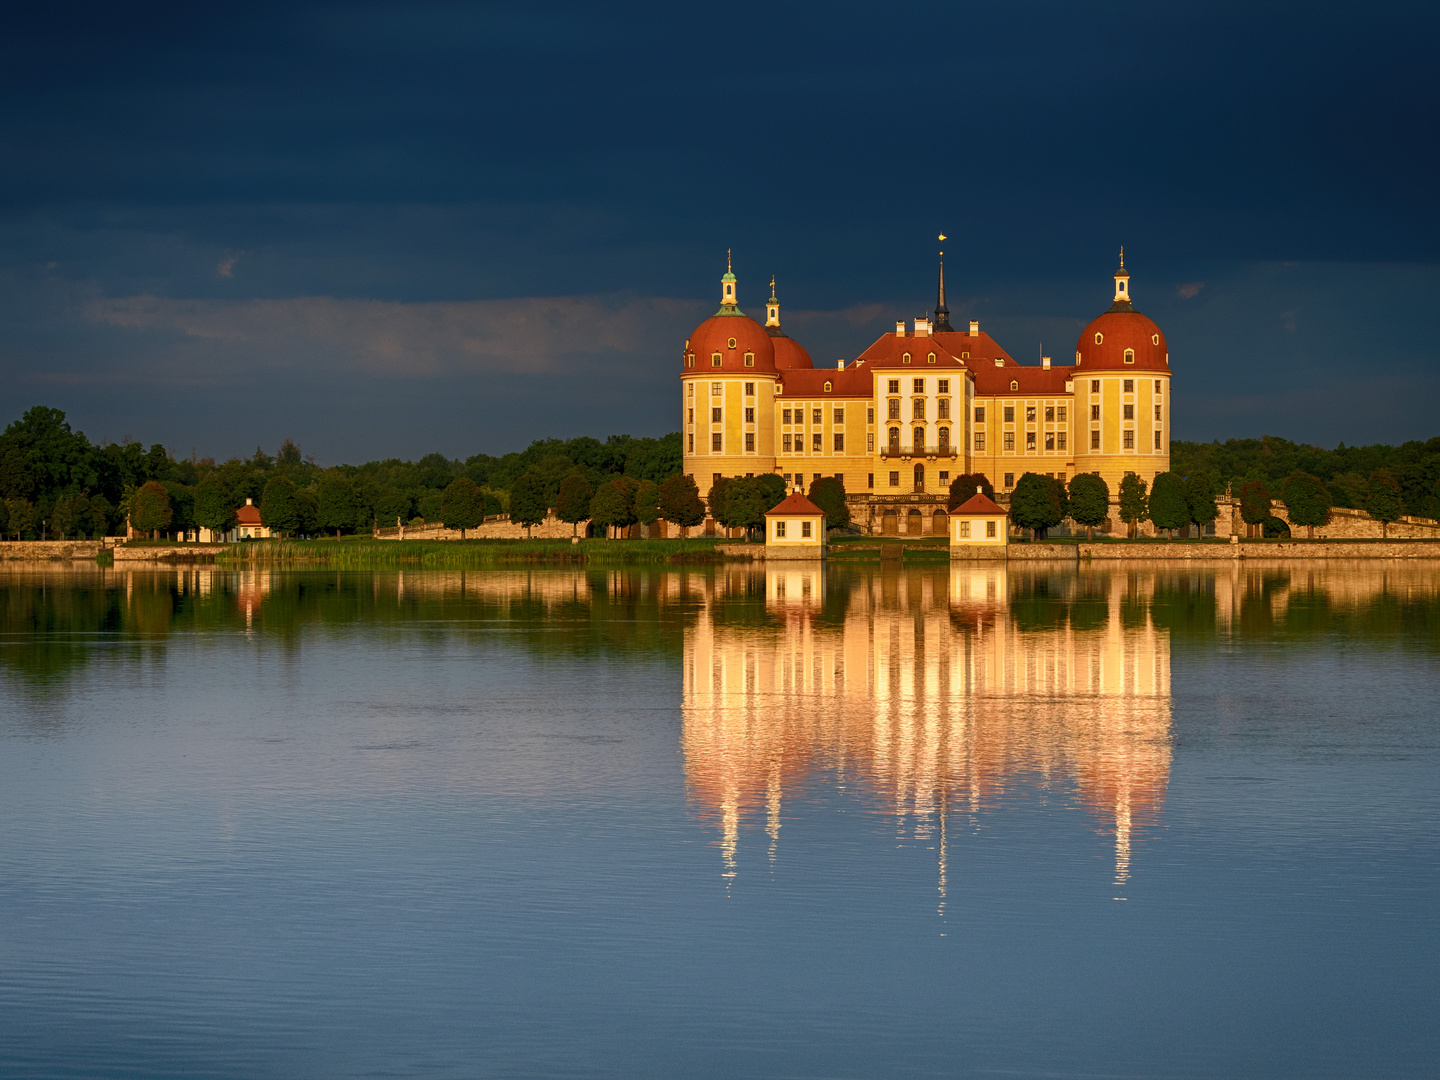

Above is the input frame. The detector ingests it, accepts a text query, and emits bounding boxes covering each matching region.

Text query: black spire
[934,251,953,332]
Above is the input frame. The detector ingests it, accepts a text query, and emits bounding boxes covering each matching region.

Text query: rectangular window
[1003,473,1014,489]
[712,407,722,422]
[1123,379,1134,393]
[1123,404,1134,420]
[1091,380,1100,393]
[812,409,822,424]
[889,471,899,487]
[688,408,694,424]
[812,433,822,451]
[939,471,949,482]
[1090,430,1100,450]
[1091,404,1100,421]
[1045,432,1055,450]
[888,379,900,393]
[712,433,722,452]
[974,432,986,451]
[913,399,926,420]
[745,433,755,452]
[867,407,874,423]
[688,433,694,452]
[1003,432,1015,451]
[937,398,949,419]
[1155,380,1162,394]
[783,408,792,424]
[1155,404,1162,420]
[783,434,792,452]
[688,383,694,398]
[834,408,844,424]
[1155,430,1162,449]
[775,521,786,538]
[986,520,997,538]
[833,433,844,452]
[974,406,985,423]
[712,382,722,396]
[938,379,950,393]
[745,407,754,422]
[801,521,812,538]
[1124,430,1135,449]
[1057,432,1067,450]
[712,354,721,367]
[1057,406,1067,422]
[745,382,754,396]
[1026,431,1037,450]
[868,473,874,489]
[1045,406,1054,422]
[1026,406,1036,422]
[1003,406,1014,423]
[867,433,874,452]
[912,379,923,393]
[887,399,901,420]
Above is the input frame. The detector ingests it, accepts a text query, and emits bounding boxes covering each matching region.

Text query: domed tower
[1072,250,1172,494]
[681,255,781,497]
[764,276,813,370]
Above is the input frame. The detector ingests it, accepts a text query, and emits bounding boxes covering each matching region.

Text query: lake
[1,561,1437,1079]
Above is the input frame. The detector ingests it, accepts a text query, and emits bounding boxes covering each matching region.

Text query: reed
[213,537,734,567]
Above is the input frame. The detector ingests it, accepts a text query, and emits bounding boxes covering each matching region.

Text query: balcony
[878,445,960,461]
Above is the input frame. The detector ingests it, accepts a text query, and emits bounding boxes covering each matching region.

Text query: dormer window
[1124,349,1135,364]
[1010,380,1019,391]
[1076,350,1082,366]
[711,353,722,367]
[928,352,936,363]
[1151,333,1160,345]
[902,352,911,364]
[744,352,754,367]
[824,381,832,392]
[686,353,694,368]
[1094,333,1104,344]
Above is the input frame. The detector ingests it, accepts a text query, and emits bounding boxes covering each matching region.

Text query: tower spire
[765,276,780,329]
[717,252,740,314]
[1111,247,1132,310]
[934,234,953,332]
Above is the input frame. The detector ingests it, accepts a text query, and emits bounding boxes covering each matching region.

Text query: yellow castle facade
[679,253,1172,534]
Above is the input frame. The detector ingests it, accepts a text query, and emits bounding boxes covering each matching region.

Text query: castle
[679,252,1171,534]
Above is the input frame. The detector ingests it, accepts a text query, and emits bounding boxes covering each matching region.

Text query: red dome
[771,333,812,370]
[684,313,776,374]
[1074,308,1170,372]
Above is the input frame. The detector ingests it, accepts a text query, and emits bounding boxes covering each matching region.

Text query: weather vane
[938,232,946,255]
[727,248,732,273]
[1119,245,1125,269]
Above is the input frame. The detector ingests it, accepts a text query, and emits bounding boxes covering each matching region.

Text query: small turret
[1111,247,1133,311]
[765,276,780,328]
[718,249,740,313]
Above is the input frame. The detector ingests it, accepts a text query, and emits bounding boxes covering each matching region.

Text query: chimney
[895,320,906,336]
[836,359,845,370]
[968,319,979,337]
[914,316,932,337]
[1042,356,1051,370]
[245,498,253,505]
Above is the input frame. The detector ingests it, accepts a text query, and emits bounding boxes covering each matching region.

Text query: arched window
[824,380,832,392]
[938,426,950,449]
[1094,332,1104,344]
[1075,350,1082,365]
[902,352,911,364]
[1010,379,1018,391]
[914,426,926,451]
[1152,333,1160,345]
[927,352,936,363]
[1124,349,1135,364]
[888,427,900,450]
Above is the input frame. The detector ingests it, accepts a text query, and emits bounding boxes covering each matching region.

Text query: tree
[441,476,486,539]
[294,488,319,537]
[808,476,851,531]
[1184,473,1219,535]
[658,474,705,538]
[588,479,635,538]
[1118,473,1148,538]
[634,479,661,532]
[707,476,734,531]
[89,495,113,538]
[72,495,92,539]
[131,480,173,539]
[555,474,595,536]
[7,497,35,540]
[1280,471,1332,539]
[1366,469,1404,539]
[51,495,77,539]
[1010,472,1064,539]
[1147,472,1189,537]
[1239,480,1272,538]
[316,473,360,538]
[510,472,548,538]
[0,497,8,539]
[1067,473,1111,540]
[195,476,236,538]
[260,476,300,538]
[947,473,994,509]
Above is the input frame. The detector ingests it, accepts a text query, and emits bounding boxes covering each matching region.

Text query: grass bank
[214,537,732,567]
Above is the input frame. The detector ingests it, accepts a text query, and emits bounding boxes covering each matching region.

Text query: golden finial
[1119,245,1125,269]
[727,248,732,273]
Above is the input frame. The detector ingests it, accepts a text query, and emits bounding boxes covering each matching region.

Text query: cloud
[1176,282,1204,299]
[83,293,707,379]
[216,253,240,278]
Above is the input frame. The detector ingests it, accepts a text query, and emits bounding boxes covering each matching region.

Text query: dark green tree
[441,476,486,539]
[1280,471,1332,539]
[1239,480,1272,538]
[260,476,300,538]
[89,495,113,538]
[658,474,705,538]
[1067,473,1111,540]
[7,497,35,540]
[555,474,595,536]
[51,495,78,539]
[294,488,319,537]
[1009,472,1064,539]
[510,472,548,537]
[1366,469,1404,539]
[1147,472,1189,537]
[195,476,236,538]
[634,479,661,531]
[131,480,174,539]
[162,481,195,536]
[1118,473,1149,538]
[807,476,851,530]
[1184,473,1220,534]
[373,486,414,529]
[71,495,91,539]
[588,479,635,538]
[416,490,444,523]
[0,497,8,539]
[318,473,361,538]
[706,476,733,531]
[947,473,994,508]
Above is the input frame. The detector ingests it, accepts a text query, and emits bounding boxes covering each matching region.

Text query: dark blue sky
[1,1,1436,463]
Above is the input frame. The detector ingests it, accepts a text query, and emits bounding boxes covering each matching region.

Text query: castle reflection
[682,565,1174,899]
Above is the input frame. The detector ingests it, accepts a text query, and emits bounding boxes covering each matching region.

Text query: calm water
[1,562,1437,1079]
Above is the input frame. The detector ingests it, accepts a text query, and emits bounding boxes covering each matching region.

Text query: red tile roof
[765,492,825,517]
[236,503,262,525]
[971,364,1075,396]
[770,333,813,370]
[952,492,1008,516]
[1074,307,1170,372]
[685,312,777,374]
[774,366,872,397]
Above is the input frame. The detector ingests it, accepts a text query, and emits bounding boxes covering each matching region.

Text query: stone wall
[0,540,103,560]
[113,544,224,561]
[373,514,690,541]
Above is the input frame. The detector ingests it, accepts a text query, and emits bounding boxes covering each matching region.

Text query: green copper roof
[721,271,736,282]
[712,304,746,317]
